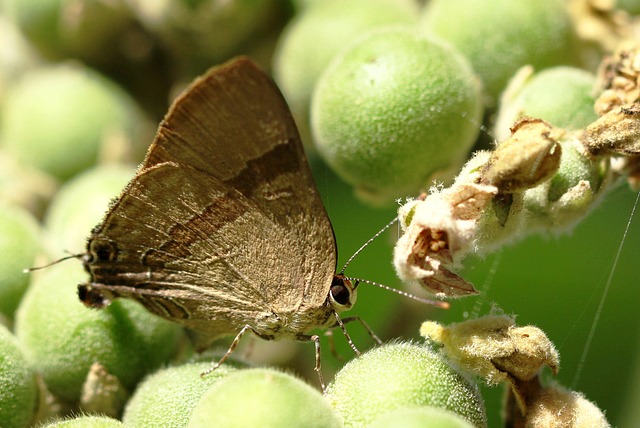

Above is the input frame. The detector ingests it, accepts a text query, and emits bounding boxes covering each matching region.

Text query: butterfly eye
[330,275,356,308]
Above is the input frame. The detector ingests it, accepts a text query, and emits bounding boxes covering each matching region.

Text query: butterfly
[78,57,359,385]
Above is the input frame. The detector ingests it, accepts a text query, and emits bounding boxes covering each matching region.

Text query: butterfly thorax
[250,302,334,340]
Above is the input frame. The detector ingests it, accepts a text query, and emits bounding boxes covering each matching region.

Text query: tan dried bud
[524,383,610,428]
[420,315,559,386]
[583,103,640,156]
[594,44,640,116]
[492,325,559,381]
[481,118,562,193]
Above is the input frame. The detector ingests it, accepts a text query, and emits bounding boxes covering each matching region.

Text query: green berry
[15,261,183,404]
[495,67,598,141]
[421,0,579,105]
[44,165,135,256]
[187,368,341,428]
[523,136,606,231]
[2,0,134,64]
[41,415,124,428]
[0,63,142,181]
[369,406,476,428]
[0,324,37,428]
[547,140,602,203]
[312,28,482,204]
[273,0,418,141]
[130,0,279,73]
[123,362,237,428]
[326,342,486,428]
[0,203,40,320]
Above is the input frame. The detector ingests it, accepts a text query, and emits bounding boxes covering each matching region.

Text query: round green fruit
[0,324,37,428]
[326,342,486,428]
[273,0,418,141]
[369,406,476,428]
[41,415,124,427]
[0,63,141,181]
[0,203,40,319]
[2,0,134,64]
[421,0,579,106]
[187,368,341,428]
[495,66,597,141]
[312,28,482,204]
[123,362,237,428]
[130,0,279,73]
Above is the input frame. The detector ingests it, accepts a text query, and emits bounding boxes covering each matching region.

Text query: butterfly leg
[322,317,374,362]
[326,313,383,363]
[201,324,259,377]
[338,315,384,346]
[295,333,327,393]
[312,334,326,393]
[332,312,361,356]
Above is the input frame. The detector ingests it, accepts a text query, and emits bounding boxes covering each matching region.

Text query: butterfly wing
[82,58,337,340]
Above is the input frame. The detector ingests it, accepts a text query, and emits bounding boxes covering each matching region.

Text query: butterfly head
[328,274,357,313]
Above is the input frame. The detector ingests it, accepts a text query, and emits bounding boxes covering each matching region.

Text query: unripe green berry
[187,368,341,428]
[0,203,40,320]
[523,137,607,231]
[0,324,37,428]
[547,140,603,203]
[130,0,278,73]
[2,0,134,65]
[421,0,579,105]
[273,0,418,141]
[326,342,486,428]
[123,362,237,428]
[495,66,598,141]
[312,28,482,204]
[41,415,124,427]
[0,64,143,181]
[369,406,476,428]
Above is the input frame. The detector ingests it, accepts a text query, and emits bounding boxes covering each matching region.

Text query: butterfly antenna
[340,217,398,274]
[345,277,449,309]
[23,253,83,273]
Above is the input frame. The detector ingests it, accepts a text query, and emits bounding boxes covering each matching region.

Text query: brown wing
[144,57,321,228]
[82,58,337,339]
